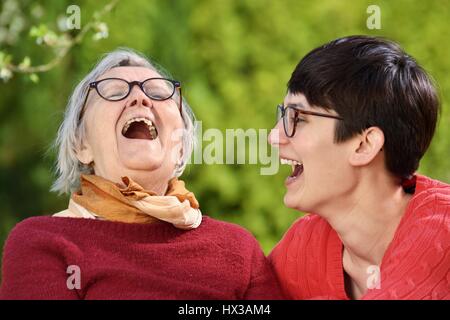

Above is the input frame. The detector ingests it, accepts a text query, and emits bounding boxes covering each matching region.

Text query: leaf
[92,22,109,41]
[29,24,48,38]
[29,73,39,83]
[18,56,31,70]
[0,67,13,82]
[0,51,12,68]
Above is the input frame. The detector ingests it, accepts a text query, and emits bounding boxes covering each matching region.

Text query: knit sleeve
[243,238,286,300]
[0,218,81,300]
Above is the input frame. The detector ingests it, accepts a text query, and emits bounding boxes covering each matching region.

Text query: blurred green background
[0,0,449,271]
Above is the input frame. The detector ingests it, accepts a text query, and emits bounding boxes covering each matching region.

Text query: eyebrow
[285,102,312,116]
[285,102,307,110]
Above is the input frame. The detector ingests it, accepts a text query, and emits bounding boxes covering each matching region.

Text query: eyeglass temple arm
[278,104,343,120]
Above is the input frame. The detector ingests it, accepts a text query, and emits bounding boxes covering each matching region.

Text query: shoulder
[380,176,450,289]
[411,175,450,210]
[198,216,261,247]
[268,213,333,274]
[2,216,82,260]
[383,175,449,256]
[0,216,83,299]
[267,214,335,299]
[400,175,450,235]
[364,177,450,299]
[194,216,269,259]
[4,216,58,244]
[270,214,329,255]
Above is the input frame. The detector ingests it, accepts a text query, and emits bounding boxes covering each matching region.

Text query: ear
[172,128,184,167]
[176,138,185,168]
[348,127,384,167]
[75,138,94,165]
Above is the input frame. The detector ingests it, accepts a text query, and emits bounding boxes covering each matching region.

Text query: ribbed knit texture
[0,216,284,300]
[269,175,450,300]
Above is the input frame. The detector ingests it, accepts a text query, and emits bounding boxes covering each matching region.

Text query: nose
[268,120,289,146]
[125,84,152,108]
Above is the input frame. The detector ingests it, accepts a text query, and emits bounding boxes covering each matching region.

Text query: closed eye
[292,117,306,125]
[108,93,125,99]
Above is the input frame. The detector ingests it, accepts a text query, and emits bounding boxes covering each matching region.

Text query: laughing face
[269,93,358,213]
[76,66,184,195]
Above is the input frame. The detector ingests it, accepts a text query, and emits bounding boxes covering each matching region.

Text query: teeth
[280,158,302,166]
[122,117,157,139]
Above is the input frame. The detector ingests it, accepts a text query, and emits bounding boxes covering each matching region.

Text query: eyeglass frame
[79,77,183,122]
[277,103,344,137]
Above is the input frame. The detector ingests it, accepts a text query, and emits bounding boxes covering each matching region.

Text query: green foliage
[0,0,449,273]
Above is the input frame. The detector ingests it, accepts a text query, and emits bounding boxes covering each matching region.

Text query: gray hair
[51,48,196,195]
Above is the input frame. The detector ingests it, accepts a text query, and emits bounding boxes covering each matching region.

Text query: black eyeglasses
[277,103,343,137]
[80,77,183,121]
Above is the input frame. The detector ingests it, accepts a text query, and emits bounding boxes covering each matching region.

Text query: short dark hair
[288,35,440,179]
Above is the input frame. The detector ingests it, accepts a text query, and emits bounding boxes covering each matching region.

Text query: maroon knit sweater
[0,216,284,300]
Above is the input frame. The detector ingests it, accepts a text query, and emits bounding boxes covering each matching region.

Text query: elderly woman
[268,36,449,300]
[0,48,283,299]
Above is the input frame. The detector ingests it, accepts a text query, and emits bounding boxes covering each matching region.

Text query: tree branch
[7,0,120,75]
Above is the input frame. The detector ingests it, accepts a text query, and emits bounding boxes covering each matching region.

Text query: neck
[320,173,412,267]
[318,172,412,299]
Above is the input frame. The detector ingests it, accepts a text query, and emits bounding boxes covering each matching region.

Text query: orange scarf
[54,174,202,229]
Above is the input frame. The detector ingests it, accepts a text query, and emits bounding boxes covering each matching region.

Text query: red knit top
[269,175,450,300]
[0,216,284,299]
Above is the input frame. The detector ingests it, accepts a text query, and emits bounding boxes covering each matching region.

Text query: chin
[283,193,300,210]
[117,145,163,168]
[118,154,164,171]
[283,190,311,213]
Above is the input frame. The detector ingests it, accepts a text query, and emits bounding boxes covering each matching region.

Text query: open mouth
[281,158,304,184]
[121,117,158,140]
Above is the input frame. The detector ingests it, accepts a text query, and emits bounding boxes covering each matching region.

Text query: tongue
[290,164,304,178]
[124,122,152,140]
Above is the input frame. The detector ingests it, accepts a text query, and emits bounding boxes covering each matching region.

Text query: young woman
[268,36,449,300]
